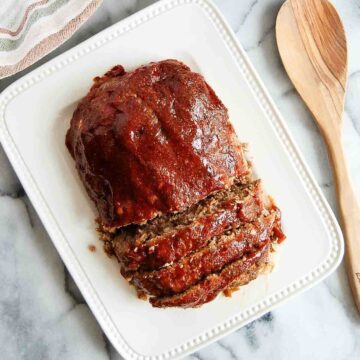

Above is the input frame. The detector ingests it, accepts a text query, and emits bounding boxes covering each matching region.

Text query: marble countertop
[1,0,360,359]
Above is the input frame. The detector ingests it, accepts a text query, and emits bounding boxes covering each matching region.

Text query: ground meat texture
[67,60,286,309]
[111,180,263,272]
[130,213,276,296]
[150,244,270,308]
[66,60,249,228]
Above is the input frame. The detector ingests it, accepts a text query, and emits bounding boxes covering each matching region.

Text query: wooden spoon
[276,0,360,313]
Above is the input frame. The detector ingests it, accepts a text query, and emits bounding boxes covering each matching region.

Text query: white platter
[0,0,344,359]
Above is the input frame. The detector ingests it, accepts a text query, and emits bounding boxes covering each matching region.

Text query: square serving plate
[0,0,344,359]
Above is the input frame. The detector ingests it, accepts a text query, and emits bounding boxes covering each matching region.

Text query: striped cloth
[0,0,102,79]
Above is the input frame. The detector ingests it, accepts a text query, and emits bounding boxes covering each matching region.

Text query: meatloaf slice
[110,180,263,272]
[150,244,271,308]
[66,59,249,228]
[130,213,276,297]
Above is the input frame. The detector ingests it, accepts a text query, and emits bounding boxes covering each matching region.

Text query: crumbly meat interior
[99,175,285,308]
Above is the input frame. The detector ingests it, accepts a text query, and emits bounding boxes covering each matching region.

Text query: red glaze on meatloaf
[130,213,276,297]
[66,60,248,228]
[150,244,271,308]
[112,180,263,272]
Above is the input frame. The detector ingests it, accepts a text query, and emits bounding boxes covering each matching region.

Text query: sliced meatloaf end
[150,244,271,308]
[111,180,263,272]
[130,213,276,297]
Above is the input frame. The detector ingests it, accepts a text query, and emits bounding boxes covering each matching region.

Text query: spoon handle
[324,128,360,312]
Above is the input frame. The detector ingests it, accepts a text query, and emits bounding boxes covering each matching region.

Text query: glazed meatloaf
[66,59,285,308]
[66,59,249,229]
